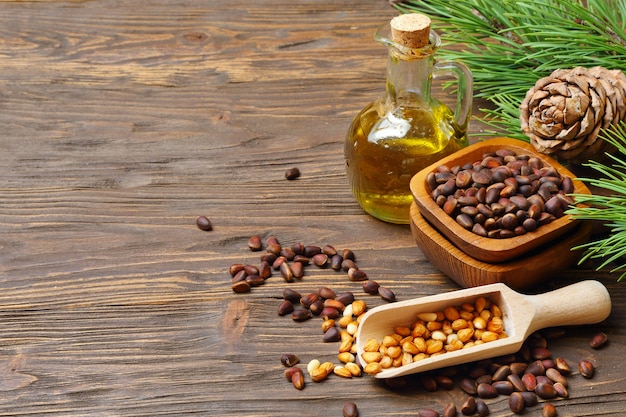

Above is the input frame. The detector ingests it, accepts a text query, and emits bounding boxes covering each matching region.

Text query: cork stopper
[390,13,431,49]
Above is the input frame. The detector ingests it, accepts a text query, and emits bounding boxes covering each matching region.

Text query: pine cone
[520,66,626,164]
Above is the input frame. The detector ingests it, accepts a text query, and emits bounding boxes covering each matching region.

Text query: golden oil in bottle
[345,14,472,224]
[345,100,467,224]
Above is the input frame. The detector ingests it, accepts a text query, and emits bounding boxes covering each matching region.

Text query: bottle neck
[386,51,433,106]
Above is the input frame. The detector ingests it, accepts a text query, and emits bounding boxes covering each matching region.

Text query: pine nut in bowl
[410,137,592,263]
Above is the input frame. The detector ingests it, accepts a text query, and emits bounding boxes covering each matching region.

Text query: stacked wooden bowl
[409,138,592,291]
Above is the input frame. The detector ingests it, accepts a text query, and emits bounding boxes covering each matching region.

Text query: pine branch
[392,0,626,139]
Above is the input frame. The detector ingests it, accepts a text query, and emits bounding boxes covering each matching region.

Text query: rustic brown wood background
[0,0,624,415]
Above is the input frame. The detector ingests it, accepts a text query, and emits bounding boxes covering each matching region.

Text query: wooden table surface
[1,1,624,415]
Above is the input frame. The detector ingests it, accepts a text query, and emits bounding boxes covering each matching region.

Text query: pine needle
[565,122,626,281]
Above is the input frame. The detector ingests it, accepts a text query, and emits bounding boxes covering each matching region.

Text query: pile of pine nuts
[360,297,507,375]
[221,233,608,416]
[426,149,575,239]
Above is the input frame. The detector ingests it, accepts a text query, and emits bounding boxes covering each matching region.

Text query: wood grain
[0,0,624,416]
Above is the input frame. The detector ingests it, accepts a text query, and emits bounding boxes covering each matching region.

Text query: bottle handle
[432,60,473,132]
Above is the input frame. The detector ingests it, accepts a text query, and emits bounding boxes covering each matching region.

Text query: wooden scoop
[355,280,611,379]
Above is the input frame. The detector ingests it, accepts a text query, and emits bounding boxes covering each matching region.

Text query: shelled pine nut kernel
[362,297,507,375]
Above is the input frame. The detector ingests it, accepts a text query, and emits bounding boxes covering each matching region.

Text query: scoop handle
[526,280,611,334]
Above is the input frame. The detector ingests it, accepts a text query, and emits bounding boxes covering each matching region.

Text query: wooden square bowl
[410,138,591,263]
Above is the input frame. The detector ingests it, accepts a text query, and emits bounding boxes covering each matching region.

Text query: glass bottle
[345,14,473,224]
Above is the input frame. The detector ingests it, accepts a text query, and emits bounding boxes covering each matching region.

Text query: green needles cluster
[393,0,626,139]
[566,123,626,281]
